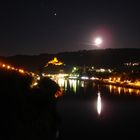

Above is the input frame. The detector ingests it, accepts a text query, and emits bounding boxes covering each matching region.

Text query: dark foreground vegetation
[0,68,60,140]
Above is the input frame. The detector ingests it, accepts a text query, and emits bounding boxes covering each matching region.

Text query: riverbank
[95,79,140,90]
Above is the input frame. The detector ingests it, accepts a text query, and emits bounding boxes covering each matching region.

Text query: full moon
[94,37,103,47]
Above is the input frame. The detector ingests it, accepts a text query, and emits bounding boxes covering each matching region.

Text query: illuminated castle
[45,57,63,67]
[43,57,65,74]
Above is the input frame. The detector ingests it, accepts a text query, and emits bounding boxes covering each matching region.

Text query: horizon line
[1,48,140,57]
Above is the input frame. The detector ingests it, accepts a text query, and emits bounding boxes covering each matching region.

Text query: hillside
[0,48,140,72]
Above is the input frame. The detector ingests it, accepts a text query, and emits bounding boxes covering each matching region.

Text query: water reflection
[118,87,121,94]
[64,80,67,90]
[55,78,140,138]
[58,78,65,88]
[54,77,140,96]
[81,80,84,88]
[56,78,80,93]
[69,80,77,93]
[97,92,102,115]
[109,85,112,93]
[107,84,140,96]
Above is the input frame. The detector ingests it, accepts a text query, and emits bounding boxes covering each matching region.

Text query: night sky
[0,0,140,56]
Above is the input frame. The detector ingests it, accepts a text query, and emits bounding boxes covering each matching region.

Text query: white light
[90,77,96,80]
[37,76,40,80]
[69,76,78,79]
[33,82,38,86]
[81,76,89,80]
[94,37,103,47]
[58,78,65,87]
[42,73,45,77]
[30,81,38,88]
[69,80,77,93]
[97,92,102,115]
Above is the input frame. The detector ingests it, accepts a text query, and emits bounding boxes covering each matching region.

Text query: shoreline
[94,80,140,90]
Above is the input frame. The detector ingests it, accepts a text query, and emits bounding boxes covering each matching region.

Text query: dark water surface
[56,79,140,138]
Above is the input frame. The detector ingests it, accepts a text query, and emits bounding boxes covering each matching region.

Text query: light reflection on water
[81,81,84,88]
[55,78,140,137]
[69,80,77,93]
[55,78,140,96]
[57,78,65,88]
[55,78,140,116]
[107,84,140,96]
[56,78,87,93]
[97,92,102,115]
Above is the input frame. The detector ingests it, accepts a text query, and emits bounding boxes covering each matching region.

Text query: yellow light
[19,69,24,74]
[33,82,38,86]
[129,89,132,94]
[109,85,112,93]
[46,57,63,66]
[7,65,10,69]
[117,77,120,82]
[0,63,35,78]
[135,81,140,86]
[11,67,15,70]
[113,78,116,81]
[124,88,127,94]
[118,87,121,94]
[2,64,6,67]
[58,74,64,78]
[32,73,35,76]
[30,81,38,88]
[37,76,40,80]
[136,90,140,95]
[58,78,65,87]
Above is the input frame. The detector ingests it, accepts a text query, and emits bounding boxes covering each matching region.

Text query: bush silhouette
[0,69,60,140]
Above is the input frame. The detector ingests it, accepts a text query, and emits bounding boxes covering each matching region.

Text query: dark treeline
[0,68,60,140]
[0,48,140,72]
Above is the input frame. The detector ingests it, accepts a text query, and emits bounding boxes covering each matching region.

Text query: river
[55,78,140,138]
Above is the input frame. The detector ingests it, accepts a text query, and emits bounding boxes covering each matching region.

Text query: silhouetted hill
[0,68,61,140]
[1,48,140,71]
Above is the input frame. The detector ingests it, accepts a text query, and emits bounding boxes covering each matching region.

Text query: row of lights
[0,63,37,78]
[0,63,25,74]
[0,63,40,89]
[0,63,63,98]
[108,77,140,87]
[108,85,140,95]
